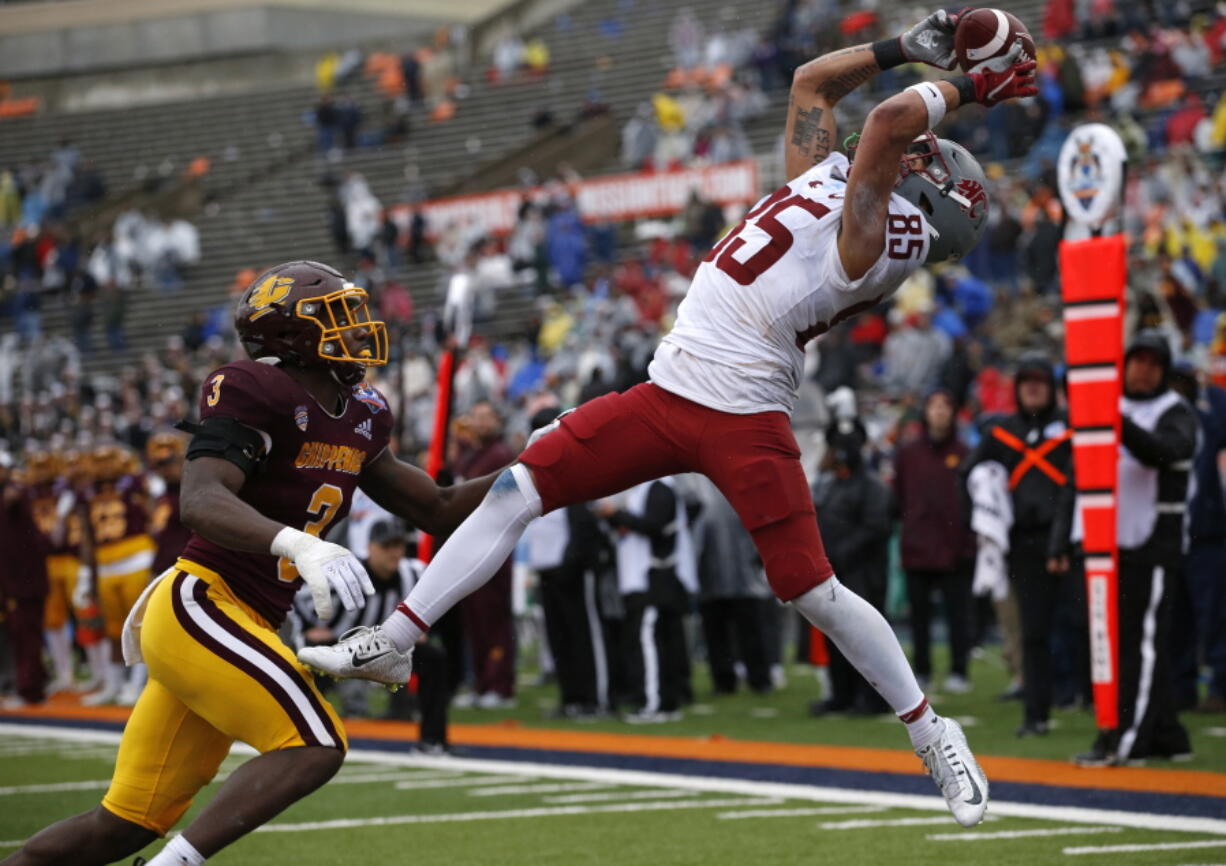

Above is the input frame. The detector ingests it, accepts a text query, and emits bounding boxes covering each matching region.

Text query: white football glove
[72,565,94,610]
[271,527,374,620]
[899,9,963,70]
[526,408,574,448]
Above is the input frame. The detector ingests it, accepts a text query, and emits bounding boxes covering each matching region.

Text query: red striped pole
[1059,234,1125,730]
[418,348,457,563]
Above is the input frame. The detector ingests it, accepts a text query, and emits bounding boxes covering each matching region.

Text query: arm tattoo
[817,65,876,101]
[813,127,832,163]
[790,105,824,148]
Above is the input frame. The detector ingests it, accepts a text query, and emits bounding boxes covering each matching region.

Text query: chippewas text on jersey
[293,441,368,475]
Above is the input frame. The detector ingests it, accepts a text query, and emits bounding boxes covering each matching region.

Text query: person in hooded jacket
[1076,331,1198,766]
[812,419,892,715]
[964,353,1083,736]
[893,389,976,693]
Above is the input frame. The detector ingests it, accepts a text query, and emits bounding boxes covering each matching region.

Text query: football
[954,8,1036,73]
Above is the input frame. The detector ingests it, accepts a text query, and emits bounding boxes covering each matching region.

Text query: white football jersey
[649,152,929,415]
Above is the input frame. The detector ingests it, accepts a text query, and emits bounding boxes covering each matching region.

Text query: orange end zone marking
[4,700,1223,800]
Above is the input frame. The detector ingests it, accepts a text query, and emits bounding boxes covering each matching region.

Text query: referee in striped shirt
[293,519,450,752]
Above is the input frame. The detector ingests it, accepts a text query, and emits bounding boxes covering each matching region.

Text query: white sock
[900,699,944,751]
[146,833,205,865]
[85,639,110,684]
[106,660,125,694]
[791,576,932,736]
[45,627,73,682]
[382,465,542,652]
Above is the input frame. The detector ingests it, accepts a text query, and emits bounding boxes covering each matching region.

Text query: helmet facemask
[295,285,389,370]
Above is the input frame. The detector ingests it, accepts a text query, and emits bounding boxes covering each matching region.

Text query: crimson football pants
[520,383,833,601]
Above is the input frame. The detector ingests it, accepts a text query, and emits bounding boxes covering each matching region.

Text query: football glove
[966,44,1037,106]
[271,527,374,620]
[72,565,94,610]
[899,8,967,71]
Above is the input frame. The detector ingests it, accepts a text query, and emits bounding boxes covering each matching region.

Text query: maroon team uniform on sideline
[0,485,51,703]
[180,359,393,625]
[150,483,192,577]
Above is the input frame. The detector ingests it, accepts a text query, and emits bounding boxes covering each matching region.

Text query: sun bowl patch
[294,405,310,431]
[352,382,388,414]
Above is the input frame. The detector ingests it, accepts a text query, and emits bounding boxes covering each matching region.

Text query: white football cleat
[81,685,119,707]
[297,626,414,689]
[116,680,144,707]
[917,718,989,827]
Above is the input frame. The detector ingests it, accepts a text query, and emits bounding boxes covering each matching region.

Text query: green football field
[2,728,1226,866]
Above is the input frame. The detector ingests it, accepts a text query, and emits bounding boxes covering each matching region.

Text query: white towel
[968,461,1013,601]
[120,568,174,666]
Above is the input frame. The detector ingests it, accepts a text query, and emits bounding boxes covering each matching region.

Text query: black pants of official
[622,592,686,713]
[386,639,449,746]
[1105,549,1190,761]
[906,566,972,679]
[540,565,606,709]
[1012,535,1090,725]
[698,597,772,694]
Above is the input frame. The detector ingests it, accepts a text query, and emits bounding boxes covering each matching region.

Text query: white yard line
[927,826,1122,841]
[1065,839,1226,856]
[0,770,455,797]
[0,840,24,849]
[467,781,609,797]
[545,789,694,804]
[4,722,1226,838]
[0,780,111,796]
[393,776,536,790]
[820,816,984,830]
[718,805,888,820]
[256,798,782,833]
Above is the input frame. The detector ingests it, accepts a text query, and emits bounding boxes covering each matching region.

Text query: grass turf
[416,642,1226,772]
[1,734,1224,865]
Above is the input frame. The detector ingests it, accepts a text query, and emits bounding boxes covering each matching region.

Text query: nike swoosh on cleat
[963,771,984,806]
[352,650,392,668]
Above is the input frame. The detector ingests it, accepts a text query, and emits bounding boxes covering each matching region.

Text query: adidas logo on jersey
[354,418,373,440]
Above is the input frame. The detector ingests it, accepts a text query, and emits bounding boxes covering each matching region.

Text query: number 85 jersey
[180,359,393,626]
[649,152,928,416]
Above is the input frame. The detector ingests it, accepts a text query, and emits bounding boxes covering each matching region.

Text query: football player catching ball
[303,9,1036,829]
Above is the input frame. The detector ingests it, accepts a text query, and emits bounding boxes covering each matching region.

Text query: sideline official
[1076,332,1197,766]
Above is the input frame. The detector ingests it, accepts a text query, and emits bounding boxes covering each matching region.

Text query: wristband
[907,82,947,129]
[951,75,978,106]
[872,38,907,71]
[271,526,313,559]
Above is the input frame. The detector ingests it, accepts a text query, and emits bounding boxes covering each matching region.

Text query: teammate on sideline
[3,261,503,866]
[303,12,1037,827]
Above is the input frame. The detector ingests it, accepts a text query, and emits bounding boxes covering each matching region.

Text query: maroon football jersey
[88,476,150,547]
[180,360,393,625]
[0,486,50,598]
[150,483,192,576]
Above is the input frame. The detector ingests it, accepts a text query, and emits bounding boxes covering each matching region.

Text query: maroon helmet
[234,260,388,385]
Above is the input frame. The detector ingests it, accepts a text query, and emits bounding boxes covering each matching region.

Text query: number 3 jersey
[649,152,929,415]
[180,359,393,625]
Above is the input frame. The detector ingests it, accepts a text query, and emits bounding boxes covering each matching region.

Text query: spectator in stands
[882,309,951,396]
[546,198,587,288]
[314,94,339,152]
